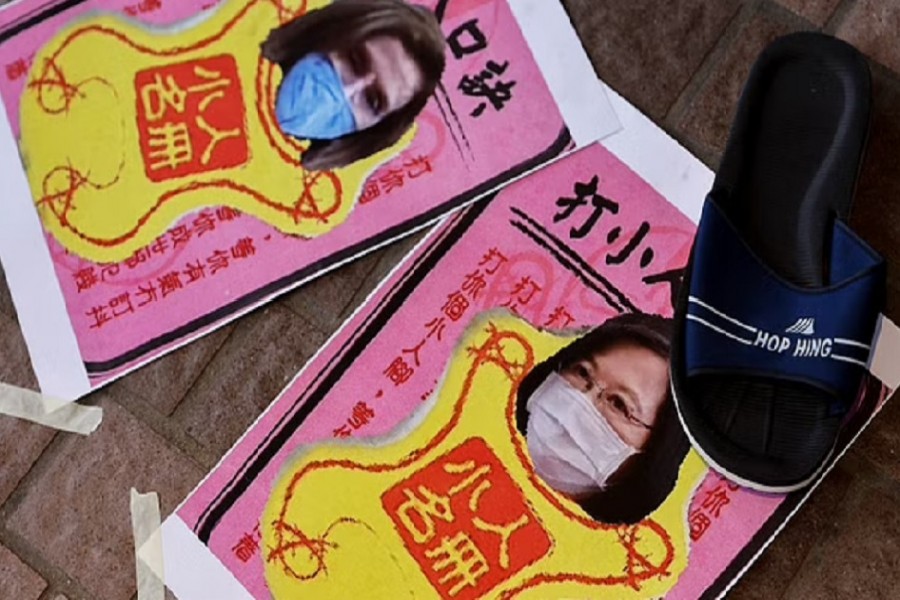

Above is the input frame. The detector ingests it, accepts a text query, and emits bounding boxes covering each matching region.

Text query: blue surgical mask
[275,53,357,140]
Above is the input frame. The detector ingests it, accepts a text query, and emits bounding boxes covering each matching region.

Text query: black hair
[515,312,690,525]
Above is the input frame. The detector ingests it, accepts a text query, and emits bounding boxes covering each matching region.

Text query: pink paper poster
[164,141,891,599]
[0,0,617,399]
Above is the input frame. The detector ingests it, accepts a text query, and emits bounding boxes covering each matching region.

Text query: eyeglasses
[566,364,653,431]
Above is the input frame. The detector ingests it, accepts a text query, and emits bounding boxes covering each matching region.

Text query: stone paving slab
[0,268,15,321]
[280,247,390,331]
[838,0,900,74]
[0,313,54,508]
[0,416,56,508]
[728,461,856,599]
[775,0,842,25]
[114,325,234,417]
[172,304,328,463]
[6,397,203,600]
[849,388,900,483]
[678,7,805,156]
[562,0,741,120]
[848,67,900,322]
[780,459,900,598]
[0,312,38,392]
[0,542,46,600]
[0,312,55,511]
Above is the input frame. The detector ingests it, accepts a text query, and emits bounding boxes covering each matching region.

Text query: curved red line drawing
[257,56,306,163]
[266,516,362,581]
[37,174,341,248]
[40,0,307,68]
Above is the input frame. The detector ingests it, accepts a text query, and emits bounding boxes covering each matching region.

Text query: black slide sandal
[670,32,885,493]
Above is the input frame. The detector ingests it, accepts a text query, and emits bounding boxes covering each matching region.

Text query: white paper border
[162,516,253,600]
[509,0,621,145]
[601,87,714,223]
[0,92,90,400]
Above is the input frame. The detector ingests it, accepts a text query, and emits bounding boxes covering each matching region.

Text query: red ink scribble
[28,57,113,115]
[264,325,534,585]
[267,516,362,581]
[292,170,342,223]
[36,162,121,227]
[495,525,675,598]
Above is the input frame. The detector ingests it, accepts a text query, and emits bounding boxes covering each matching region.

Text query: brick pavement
[1,0,900,598]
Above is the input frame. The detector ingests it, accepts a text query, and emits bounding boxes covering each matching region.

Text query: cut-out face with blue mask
[275,53,357,140]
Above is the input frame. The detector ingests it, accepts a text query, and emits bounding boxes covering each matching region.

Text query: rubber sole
[670,369,835,494]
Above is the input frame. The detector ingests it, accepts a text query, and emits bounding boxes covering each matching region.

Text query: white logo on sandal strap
[687,296,871,367]
[785,317,815,335]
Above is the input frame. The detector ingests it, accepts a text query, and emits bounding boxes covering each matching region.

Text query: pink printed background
[0,0,570,379]
[174,143,794,599]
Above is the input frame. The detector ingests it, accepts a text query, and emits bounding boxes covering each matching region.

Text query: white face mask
[526,372,637,496]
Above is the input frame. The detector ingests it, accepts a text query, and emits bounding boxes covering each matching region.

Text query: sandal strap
[685,198,885,403]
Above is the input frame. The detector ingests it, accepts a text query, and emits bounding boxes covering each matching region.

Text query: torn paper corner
[131,488,165,600]
[0,382,102,435]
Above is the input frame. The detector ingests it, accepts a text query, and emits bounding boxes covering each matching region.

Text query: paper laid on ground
[160,80,900,598]
[0,0,616,402]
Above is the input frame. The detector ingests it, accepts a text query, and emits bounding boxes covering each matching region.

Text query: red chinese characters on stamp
[135,55,248,181]
[382,438,550,599]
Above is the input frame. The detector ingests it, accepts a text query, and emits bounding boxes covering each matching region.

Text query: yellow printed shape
[262,313,707,599]
[20,0,412,263]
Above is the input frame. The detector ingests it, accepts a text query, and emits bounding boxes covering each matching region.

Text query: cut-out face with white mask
[525,342,670,498]
[526,373,636,497]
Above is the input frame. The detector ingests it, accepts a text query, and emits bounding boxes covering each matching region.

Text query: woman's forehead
[363,35,423,106]
[580,342,668,384]
[573,339,657,363]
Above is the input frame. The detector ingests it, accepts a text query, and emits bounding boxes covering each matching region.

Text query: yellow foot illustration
[262,314,706,599]
[20,0,412,262]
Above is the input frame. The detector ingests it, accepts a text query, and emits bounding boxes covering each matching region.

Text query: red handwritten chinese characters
[332,401,376,439]
[360,155,434,204]
[81,208,256,330]
[384,248,508,387]
[231,523,262,564]
[124,0,163,16]
[5,54,34,81]
[689,475,740,542]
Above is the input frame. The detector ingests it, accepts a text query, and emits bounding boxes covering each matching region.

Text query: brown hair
[261,0,446,170]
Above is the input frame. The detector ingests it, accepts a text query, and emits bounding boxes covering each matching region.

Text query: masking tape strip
[0,382,102,434]
[131,488,165,600]
[869,314,900,392]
